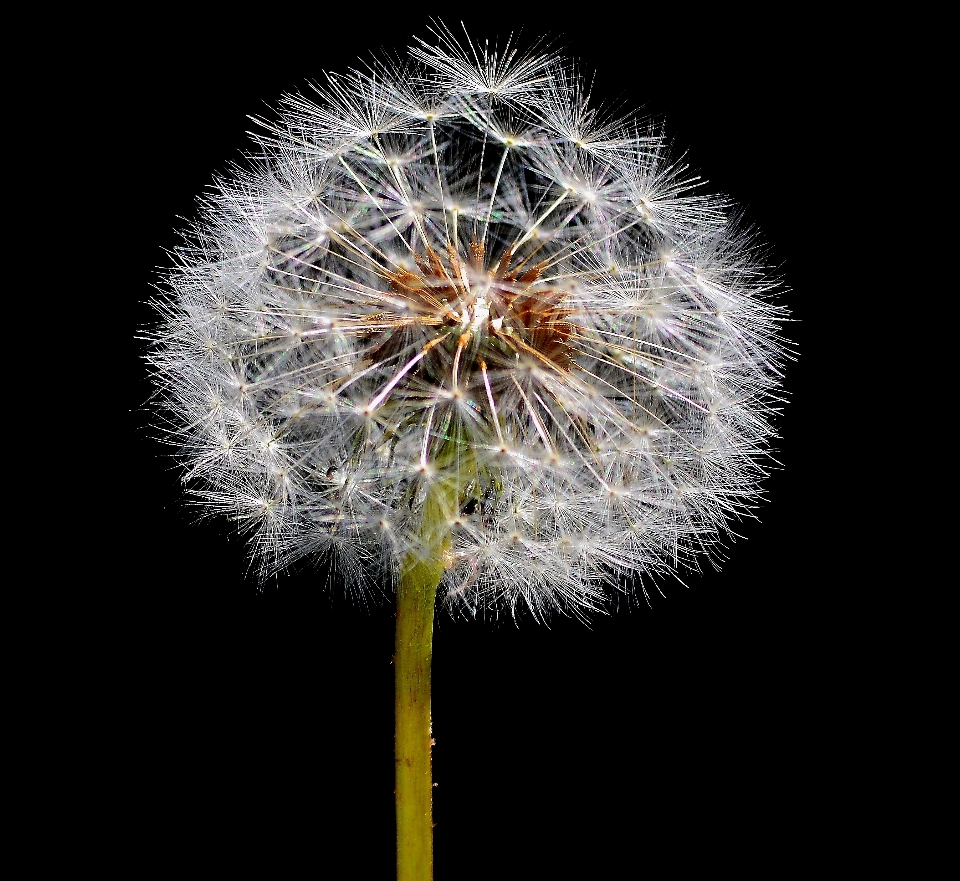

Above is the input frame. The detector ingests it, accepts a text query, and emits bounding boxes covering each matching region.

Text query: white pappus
[147,23,790,620]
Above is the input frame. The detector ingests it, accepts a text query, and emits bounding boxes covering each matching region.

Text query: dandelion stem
[395,551,439,881]
[395,442,470,881]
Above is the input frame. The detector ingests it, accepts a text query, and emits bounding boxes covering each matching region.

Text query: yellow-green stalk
[395,443,473,881]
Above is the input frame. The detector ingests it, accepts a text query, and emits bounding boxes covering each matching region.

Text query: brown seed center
[377,239,576,375]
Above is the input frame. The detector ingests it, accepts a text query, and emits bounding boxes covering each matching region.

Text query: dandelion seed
[147,30,788,616]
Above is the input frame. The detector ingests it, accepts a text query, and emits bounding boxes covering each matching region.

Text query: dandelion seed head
[147,23,790,619]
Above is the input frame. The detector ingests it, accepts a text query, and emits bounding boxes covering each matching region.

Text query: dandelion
[146,21,789,881]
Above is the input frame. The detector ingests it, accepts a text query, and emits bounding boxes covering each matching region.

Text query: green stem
[395,461,462,881]
[394,555,440,881]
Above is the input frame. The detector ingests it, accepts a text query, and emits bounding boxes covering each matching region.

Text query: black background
[130,11,825,875]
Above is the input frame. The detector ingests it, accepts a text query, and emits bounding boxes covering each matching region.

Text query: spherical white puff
[149,25,788,617]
